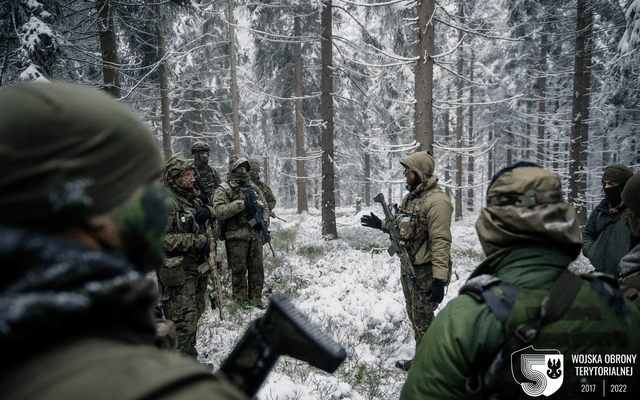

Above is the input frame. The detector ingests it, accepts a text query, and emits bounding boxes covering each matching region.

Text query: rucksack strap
[466,269,583,398]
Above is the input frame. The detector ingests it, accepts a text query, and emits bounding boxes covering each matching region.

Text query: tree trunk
[193,77,206,136]
[155,4,171,160]
[414,0,435,153]
[537,33,547,166]
[488,129,494,180]
[467,47,475,212]
[96,0,120,98]
[443,107,451,199]
[569,0,593,225]
[294,15,308,213]
[321,0,337,239]
[228,0,240,155]
[454,3,464,221]
[364,151,370,206]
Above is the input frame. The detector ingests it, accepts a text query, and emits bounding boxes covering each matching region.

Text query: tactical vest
[461,270,633,399]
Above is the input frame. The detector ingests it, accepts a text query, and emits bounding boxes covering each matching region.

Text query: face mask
[197,154,208,165]
[117,186,170,272]
[229,171,249,185]
[604,185,623,204]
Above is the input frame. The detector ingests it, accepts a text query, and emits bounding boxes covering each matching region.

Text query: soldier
[400,162,640,399]
[191,140,222,191]
[0,81,246,399]
[361,150,453,370]
[161,156,216,358]
[582,164,633,276]
[212,156,270,308]
[249,161,276,212]
[620,172,640,308]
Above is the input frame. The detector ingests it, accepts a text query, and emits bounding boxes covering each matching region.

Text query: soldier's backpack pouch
[158,256,185,287]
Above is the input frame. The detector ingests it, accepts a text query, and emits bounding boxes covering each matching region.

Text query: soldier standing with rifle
[212,156,270,308]
[361,150,453,371]
[192,141,222,190]
[162,156,217,358]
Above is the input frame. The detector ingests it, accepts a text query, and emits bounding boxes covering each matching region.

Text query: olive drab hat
[0,81,163,232]
[475,162,582,258]
[622,172,640,215]
[602,164,633,186]
[250,162,260,173]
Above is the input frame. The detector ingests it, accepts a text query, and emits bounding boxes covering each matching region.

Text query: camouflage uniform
[620,172,640,308]
[384,151,453,346]
[212,157,270,305]
[192,141,221,191]
[250,161,276,212]
[160,157,216,357]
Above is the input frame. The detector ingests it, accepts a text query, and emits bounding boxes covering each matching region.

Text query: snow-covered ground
[197,205,594,400]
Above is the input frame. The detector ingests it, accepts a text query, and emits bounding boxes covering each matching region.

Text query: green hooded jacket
[400,246,640,399]
[582,199,631,276]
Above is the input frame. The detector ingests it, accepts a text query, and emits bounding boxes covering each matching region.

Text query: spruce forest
[2,0,639,233]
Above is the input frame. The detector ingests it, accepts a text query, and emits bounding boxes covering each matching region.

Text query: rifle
[269,212,287,223]
[219,293,347,398]
[205,221,224,320]
[190,201,225,320]
[194,175,212,205]
[241,187,276,257]
[373,193,427,306]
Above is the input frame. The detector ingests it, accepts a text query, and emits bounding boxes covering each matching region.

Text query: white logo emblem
[512,345,563,397]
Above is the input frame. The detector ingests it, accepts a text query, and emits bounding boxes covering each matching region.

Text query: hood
[400,151,435,183]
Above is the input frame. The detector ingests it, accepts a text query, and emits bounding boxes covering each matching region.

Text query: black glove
[360,212,382,230]
[198,240,210,255]
[244,200,258,215]
[426,279,445,304]
[194,207,211,224]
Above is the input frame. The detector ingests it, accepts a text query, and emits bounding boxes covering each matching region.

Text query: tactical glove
[194,207,211,224]
[360,212,382,230]
[426,279,445,304]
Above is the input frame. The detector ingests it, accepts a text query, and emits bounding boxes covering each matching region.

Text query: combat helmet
[191,141,210,155]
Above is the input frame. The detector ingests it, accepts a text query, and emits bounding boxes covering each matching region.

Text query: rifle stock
[373,193,427,306]
[219,294,347,398]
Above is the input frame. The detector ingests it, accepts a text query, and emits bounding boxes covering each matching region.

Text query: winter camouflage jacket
[212,158,270,242]
[582,198,631,276]
[400,245,640,399]
[0,226,246,400]
[382,151,453,282]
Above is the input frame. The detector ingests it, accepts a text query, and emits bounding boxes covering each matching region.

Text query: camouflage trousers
[162,269,209,357]
[400,262,436,348]
[225,238,264,303]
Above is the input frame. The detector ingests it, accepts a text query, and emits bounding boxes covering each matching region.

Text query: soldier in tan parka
[361,150,453,370]
[212,156,270,307]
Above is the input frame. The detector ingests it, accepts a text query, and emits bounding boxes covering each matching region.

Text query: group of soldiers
[362,153,640,397]
[2,80,640,399]
[160,143,277,358]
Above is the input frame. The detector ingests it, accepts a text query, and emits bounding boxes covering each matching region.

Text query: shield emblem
[511,345,564,397]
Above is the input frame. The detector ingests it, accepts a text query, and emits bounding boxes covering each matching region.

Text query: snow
[196,204,593,399]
